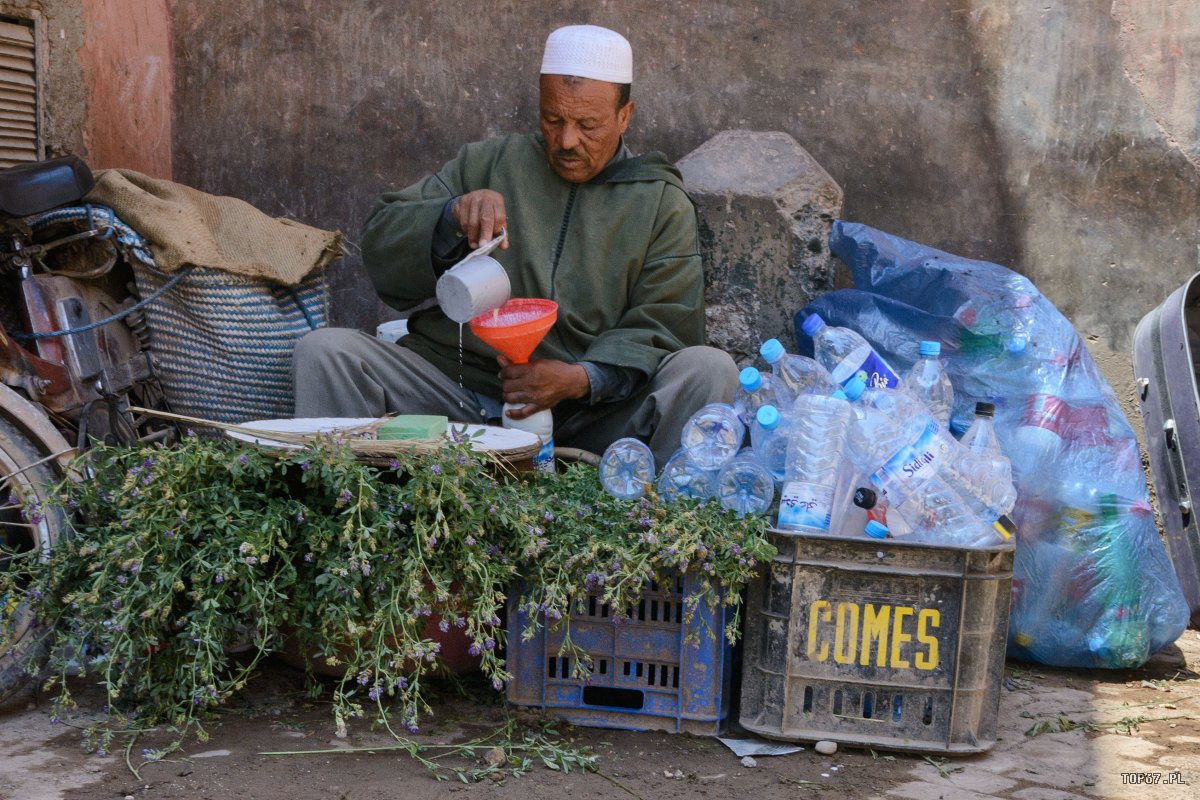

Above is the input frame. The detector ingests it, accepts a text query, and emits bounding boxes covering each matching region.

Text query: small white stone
[815,740,838,755]
[740,756,757,768]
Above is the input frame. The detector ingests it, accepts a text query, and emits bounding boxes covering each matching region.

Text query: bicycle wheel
[0,415,65,706]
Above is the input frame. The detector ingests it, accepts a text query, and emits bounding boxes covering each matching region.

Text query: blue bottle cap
[1006,336,1028,354]
[800,313,825,337]
[739,366,762,391]
[756,404,780,429]
[918,340,941,357]
[830,389,848,401]
[759,338,784,364]
[842,374,867,400]
[864,520,890,539]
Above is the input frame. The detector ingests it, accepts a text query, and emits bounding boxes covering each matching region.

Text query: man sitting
[293,24,737,466]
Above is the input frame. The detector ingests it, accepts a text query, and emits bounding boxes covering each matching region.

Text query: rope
[10,265,197,341]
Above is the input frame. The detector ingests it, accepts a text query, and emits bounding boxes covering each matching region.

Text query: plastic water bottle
[800,312,902,389]
[855,382,1017,520]
[758,338,835,407]
[851,486,913,538]
[732,367,779,427]
[656,447,718,502]
[714,449,776,517]
[864,520,890,540]
[599,437,656,500]
[903,340,953,429]
[750,404,788,482]
[777,389,855,534]
[503,406,554,473]
[959,402,1012,485]
[680,403,745,470]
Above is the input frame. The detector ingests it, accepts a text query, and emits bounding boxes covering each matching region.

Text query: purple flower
[164,529,174,538]
[430,465,442,476]
[388,459,400,470]
[483,637,495,651]
[215,573,224,584]
[367,685,382,701]
[464,535,476,547]
[393,677,408,689]
[339,489,353,504]
[356,670,371,686]
[468,643,482,656]
[405,721,420,734]
[438,619,450,633]
[300,462,310,472]
[238,454,249,466]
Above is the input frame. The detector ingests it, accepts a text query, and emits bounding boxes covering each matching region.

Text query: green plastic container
[377,415,448,441]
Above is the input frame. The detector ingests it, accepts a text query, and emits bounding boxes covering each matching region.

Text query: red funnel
[469,298,558,364]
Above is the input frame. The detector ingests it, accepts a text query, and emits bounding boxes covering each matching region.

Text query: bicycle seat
[0,155,95,217]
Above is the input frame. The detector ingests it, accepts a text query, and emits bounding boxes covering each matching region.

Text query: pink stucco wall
[79,0,172,177]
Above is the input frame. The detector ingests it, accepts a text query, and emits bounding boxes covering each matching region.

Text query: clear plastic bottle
[959,401,1012,485]
[503,405,554,473]
[855,382,1017,520]
[598,437,656,500]
[800,312,902,389]
[758,338,835,409]
[851,486,913,538]
[680,403,745,471]
[714,448,776,517]
[903,340,953,429]
[732,367,779,427]
[750,404,788,483]
[656,447,718,503]
[777,389,855,534]
[864,519,890,540]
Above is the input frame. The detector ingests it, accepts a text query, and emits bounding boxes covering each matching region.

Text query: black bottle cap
[975,402,996,418]
[853,487,877,509]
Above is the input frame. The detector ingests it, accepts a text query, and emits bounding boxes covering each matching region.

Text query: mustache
[554,149,582,159]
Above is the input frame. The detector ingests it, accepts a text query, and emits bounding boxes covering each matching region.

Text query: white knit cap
[540,25,633,84]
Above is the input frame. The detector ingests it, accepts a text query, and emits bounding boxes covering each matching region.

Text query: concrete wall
[122,2,1200,350]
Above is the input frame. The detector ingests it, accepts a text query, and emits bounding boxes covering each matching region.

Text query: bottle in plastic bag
[759,338,835,407]
[680,403,745,470]
[732,367,779,427]
[750,404,788,483]
[959,401,1012,484]
[714,448,776,517]
[800,312,902,389]
[903,340,953,429]
[599,437,656,500]
[777,388,855,533]
[656,447,718,503]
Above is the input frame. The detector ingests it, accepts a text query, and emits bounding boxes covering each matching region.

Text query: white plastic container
[504,404,554,473]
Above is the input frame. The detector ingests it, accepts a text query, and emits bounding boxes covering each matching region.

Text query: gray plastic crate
[739,530,1014,754]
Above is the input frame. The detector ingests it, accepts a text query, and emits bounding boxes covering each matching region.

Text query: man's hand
[498,356,589,420]
[454,189,510,250]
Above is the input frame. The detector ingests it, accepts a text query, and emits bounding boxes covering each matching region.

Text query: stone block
[677,130,843,365]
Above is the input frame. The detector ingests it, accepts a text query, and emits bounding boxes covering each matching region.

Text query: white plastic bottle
[750,404,788,483]
[598,437,656,500]
[904,340,953,429]
[680,403,745,471]
[777,388,855,534]
[732,367,779,427]
[800,313,902,389]
[959,401,1012,484]
[504,404,554,473]
[714,448,776,517]
[758,338,834,408]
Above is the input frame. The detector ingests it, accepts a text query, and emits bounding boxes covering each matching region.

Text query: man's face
[539,74,634,183]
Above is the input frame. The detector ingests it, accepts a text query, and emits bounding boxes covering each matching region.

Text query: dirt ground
[0,627,1197,800]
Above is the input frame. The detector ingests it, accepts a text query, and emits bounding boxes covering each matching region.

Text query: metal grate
[0,18,38,168]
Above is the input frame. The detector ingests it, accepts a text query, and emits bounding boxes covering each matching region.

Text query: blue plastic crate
[506,571,732,734]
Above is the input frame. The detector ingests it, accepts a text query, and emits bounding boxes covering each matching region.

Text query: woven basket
[133,265,328,423]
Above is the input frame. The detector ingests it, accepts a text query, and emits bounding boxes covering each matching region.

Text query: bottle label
[835,350,901,390]
[1019,394,1111,447]
[778,480,833,531]
[532,437,555,473]
[871,422,952,494]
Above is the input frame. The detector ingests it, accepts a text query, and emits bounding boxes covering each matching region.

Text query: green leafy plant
[0,430,773,774]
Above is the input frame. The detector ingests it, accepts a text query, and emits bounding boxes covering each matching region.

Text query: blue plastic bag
[796,220,1189,669]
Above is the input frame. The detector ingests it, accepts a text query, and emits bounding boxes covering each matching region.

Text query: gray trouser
[292,328,739,466]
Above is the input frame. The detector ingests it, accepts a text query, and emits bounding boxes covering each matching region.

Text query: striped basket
[132,265,328,423]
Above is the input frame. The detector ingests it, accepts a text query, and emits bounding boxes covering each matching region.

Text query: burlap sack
[85,169,342,285]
